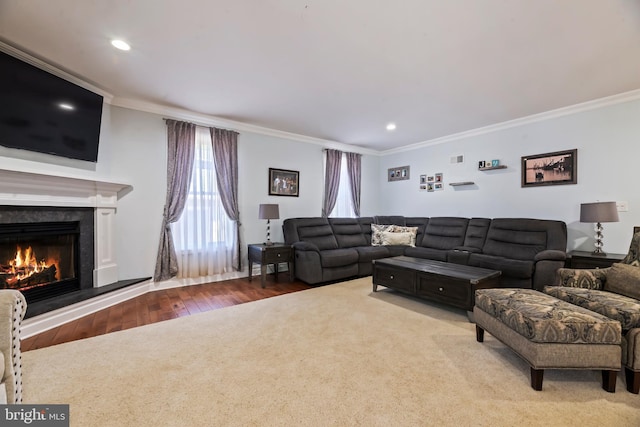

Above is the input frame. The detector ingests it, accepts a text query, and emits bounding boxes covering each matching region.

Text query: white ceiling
[1,0,640,152]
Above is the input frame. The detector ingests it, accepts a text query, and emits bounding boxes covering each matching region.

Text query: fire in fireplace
[0,222,80,303]
[2,245,60,287]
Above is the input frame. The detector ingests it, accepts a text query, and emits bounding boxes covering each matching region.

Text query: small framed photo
[419,184,427,191]
[427,183,434,192]
[420,174,427,184]
[435,173,443,182]
[478,161,486,169]
[427,175,435,182]
[521,149,577,187]
[269,168,299,196]
[434,183,443,191]
[388,166,410,181]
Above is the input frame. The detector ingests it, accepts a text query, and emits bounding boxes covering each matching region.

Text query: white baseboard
[21,270,249,339]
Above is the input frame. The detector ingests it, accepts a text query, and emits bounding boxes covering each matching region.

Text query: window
[330,153,355,218]
[171,127,237,277]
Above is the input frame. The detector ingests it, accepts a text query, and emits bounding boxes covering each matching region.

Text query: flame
[6,246,59,286]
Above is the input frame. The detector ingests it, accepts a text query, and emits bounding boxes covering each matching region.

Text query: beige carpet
[23,278,639,426]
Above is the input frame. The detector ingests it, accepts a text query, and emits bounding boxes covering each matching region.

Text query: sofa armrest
[292,241,320,252]
[555,267,609,290]
[534,249,566,262]
[0,290,26,404]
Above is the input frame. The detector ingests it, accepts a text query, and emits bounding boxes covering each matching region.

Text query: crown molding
[0,39,114,103]
[4,37,637,157]
[111,97,380,156]
[382,89,640,155]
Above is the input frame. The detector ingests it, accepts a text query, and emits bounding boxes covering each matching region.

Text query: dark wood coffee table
[372,256,501,312]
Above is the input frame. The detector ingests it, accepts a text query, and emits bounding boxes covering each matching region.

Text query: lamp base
[264,240,274,246]
[592,222,607,257]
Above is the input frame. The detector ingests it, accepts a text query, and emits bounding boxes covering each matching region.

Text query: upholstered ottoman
[474,289,622,392]
[622,328,640,393]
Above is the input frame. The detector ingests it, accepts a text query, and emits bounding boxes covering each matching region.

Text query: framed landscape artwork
[521,149,577,188]
[269,168,299,197]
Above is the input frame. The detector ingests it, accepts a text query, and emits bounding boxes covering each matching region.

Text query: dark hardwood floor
[22,275,311,351]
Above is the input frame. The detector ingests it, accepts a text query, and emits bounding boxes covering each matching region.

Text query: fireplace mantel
[0,167,132,289]
[0,168,131,208]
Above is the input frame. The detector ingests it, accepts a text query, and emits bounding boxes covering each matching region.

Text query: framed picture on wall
[269,168,299,197]
[521,149,577,188]
[388,166,410,181]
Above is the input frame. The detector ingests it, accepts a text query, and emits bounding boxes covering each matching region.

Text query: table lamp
[580,201,619,256]
[258,204,279,246]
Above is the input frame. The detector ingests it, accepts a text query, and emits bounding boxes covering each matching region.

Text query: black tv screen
[0,50,103,162]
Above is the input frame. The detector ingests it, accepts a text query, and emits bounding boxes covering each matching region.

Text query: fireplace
[1,221,81,302]
[0,206,94,304]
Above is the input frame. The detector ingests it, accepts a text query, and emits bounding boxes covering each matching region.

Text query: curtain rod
[322,148,360,155]
[162,118,238,134]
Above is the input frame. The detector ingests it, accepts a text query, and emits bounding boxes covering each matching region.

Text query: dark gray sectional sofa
[282,216,567,290]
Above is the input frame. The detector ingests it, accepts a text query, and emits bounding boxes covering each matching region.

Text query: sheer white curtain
[171,126,237,278]
[330,153,356,218]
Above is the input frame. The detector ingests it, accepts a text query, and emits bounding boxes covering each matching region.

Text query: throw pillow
[389,225,418,247]
[381,231,414,246]
[604,263,640,300]
[371,224,393,246]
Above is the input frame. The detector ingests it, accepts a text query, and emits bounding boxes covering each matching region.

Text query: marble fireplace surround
[0,167,142,337]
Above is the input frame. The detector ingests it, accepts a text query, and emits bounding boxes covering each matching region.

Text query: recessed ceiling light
[58,103,75,110]
[111,39,131,51]
[386,123,396,131]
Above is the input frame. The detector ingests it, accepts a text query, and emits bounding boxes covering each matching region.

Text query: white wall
[104,106,380,280]
[378,98,640,254]
[5,95,638,281]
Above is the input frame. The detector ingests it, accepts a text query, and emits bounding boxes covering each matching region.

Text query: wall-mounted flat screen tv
[0,50,103,162]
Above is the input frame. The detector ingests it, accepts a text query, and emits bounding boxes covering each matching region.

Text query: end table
[248,243,294,288]
[566,250,626,269]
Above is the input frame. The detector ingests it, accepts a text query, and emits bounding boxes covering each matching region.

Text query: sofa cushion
[373,216,406,226]
[476,288,621,344]
[482,218,567,261]
[461,218,491,251]
[329,218,368,248]
[284,218,339,250]
[355,246,390,263]
[357,217,375,245]
[544,286,640,330]
[403,246,448,262]
[468,253,533,279]
[420,217,469,249]
[319,248,359,268]
[605,263,640,300]
[405,217,429,247]
[555,267,606,290]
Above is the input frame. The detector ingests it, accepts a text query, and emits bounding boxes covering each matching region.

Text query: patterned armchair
[545,232,640,393]
[0,290,26,404]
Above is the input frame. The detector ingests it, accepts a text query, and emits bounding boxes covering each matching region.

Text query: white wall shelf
[449,181,475,186]
[479,165,507,171]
